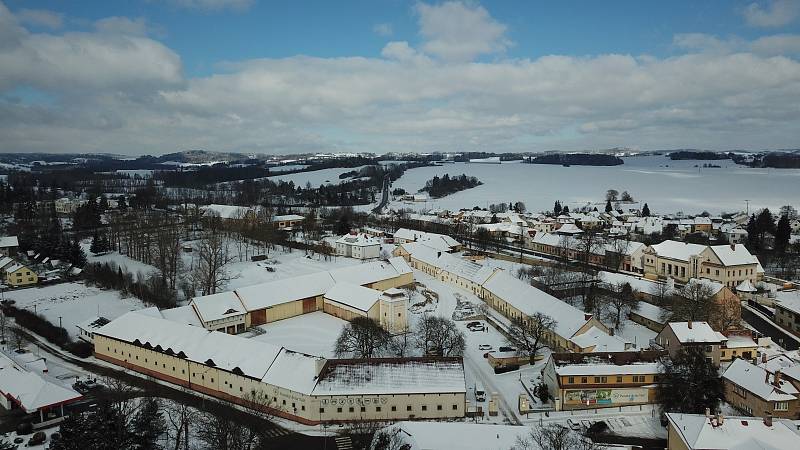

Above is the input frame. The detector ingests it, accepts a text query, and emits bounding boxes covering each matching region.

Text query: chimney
[609,328,615,336]
[762,352,767,364]
[688,321,693,329]
[730,243,735,251]
[764,413,772,427]
[718,413,724,425]
[584,313,593,321]
[765,370,770,384]
[705,407,711,418]
[774,370,782,386]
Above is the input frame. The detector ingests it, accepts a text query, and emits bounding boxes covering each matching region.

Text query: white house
[335,232,381,259]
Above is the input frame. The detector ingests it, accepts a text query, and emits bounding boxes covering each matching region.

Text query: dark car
[27,431,46,446]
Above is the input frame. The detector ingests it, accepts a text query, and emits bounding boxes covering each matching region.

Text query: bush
[2,305,94,358]
[83,262,176,308]
[536,382,550,403]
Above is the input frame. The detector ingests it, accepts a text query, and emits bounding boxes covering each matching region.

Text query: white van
[474,383,486,402]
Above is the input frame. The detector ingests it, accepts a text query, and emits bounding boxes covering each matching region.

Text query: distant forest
[420,174,482,198]
[669,150,800,168]
[669,151,731,160]
[524,153,623,166]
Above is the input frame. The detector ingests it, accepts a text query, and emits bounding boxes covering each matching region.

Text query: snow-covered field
[373,155,800,214]
[266,165,370,187]
[5,282,145,339]
[83,242,159,276]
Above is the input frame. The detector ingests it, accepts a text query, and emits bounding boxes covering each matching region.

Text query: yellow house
[2,261,37,287]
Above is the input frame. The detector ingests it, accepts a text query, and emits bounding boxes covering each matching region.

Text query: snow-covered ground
[250,311,346,358]
[266,165,371,187]
[5,282,145,339]
[369,155,800,214]
[83,242,159,276]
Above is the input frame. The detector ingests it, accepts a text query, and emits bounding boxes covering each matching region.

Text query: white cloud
[95,17,160,37]
[373,23,393,37]
[2,2,800,155]
[165,0,254,12]
[15,8,64,29]
[741,0,800,27]
[415,1,511,62]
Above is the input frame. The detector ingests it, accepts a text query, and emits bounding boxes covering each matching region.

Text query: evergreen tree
[746,214,759,251]
[129,397,166,450]
[117,195,127,209]
[657,348,724,415]
[562,205,569,213]
[605,200,613,213]
[642,203,650,217]
[775,214,791,253]
[553,200,562,215]
[70,240,87,267]
[101,235,111,253]
[90,232,100,254]
[756,208,776,246]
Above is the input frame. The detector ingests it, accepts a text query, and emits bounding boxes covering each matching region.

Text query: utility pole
[58,316,62,330]
[745,199,750,216]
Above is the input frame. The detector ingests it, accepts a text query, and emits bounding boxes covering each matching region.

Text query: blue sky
[2,0,800,154]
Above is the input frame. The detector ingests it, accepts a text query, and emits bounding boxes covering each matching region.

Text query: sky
[1,0,800,156]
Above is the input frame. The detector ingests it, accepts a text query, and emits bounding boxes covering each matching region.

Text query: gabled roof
[0,236,19,248]
[0,352,82,413]
[190,291,247,323]
[664,321,721,344]
[393,228,460,250]
[313,358,466,396]
[324,282,381,312]
[723,358,799,402]
[648,240,705,262]
[708,244,760,267]
[236,271,336,311]
[667,413,800,450]
[336,233,380,247]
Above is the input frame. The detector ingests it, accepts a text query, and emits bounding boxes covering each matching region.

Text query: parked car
[27,431,46,446]
[478,344,492,351]
[466,321,481,328]
[498,346,517,353]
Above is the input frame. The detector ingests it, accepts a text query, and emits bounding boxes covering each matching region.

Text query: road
[371,175,391,213]
[741,305,800,351]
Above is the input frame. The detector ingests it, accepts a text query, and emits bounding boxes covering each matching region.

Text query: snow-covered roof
[328,257,412,286]
[336,233,380,247]
[0,352,82,413]
[190,291,247,323]
[667,413,800,450]
[775,290,800,315]
[723,358,799,402]
[75,316,111,332]
[377,422,531,450]
[736,279,757,293]
[648,240,705,262]
[758,354,800,374]
[393,228,460,250]
[0,235,18,248]
[555,223,583,234]
[709,244,760,267]
[0,256,13,269]
[260,349,324,395]
[481,271,591,340]
[684,278,725,296]
[313,358,466,396]
[569,326,630,352]
[723,334,757,349]
[201,204,254,220]
[95,311,283,379]
[665,322,721,344]
[631,302,668,324]
[599,271,661,293]
[237,271,336,311]
[556,362,661,376]
[160,305,203,327]
[273,214,304,222]
[324,282,381,312]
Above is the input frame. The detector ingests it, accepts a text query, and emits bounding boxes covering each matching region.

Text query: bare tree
[192,230,236,295]
[601,281,638,331]
[10,326,27,351]
[371,426,409,450]
[513,423,600,450]
[196,399,262,450]
[604,232,632,272]
[649,280,673,308]
[334,317,391,359]
[605,189,619,202]
[669,280,716,323]
[414,315,465,357]
[0,310,7,344]
[507,313,557,364]
[165,395,197,450]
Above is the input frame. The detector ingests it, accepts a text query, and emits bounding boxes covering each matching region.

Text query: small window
[239,386,243,392]
[421,405,427,411]
[337,407,342,413]
[348,407,354,413]
[567,377,574,384]
[376,406,381,412]
[302,405,305,411]
[407,405,412,411]
[391,406,397,412]
[452,404,458,410]
[320,408,325,413]
[616,376,623,383]
[437,405,443,411]
[594,377,600,383]
[581,377,588,384]
[360,406,366,412]
[211,378,214,383]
